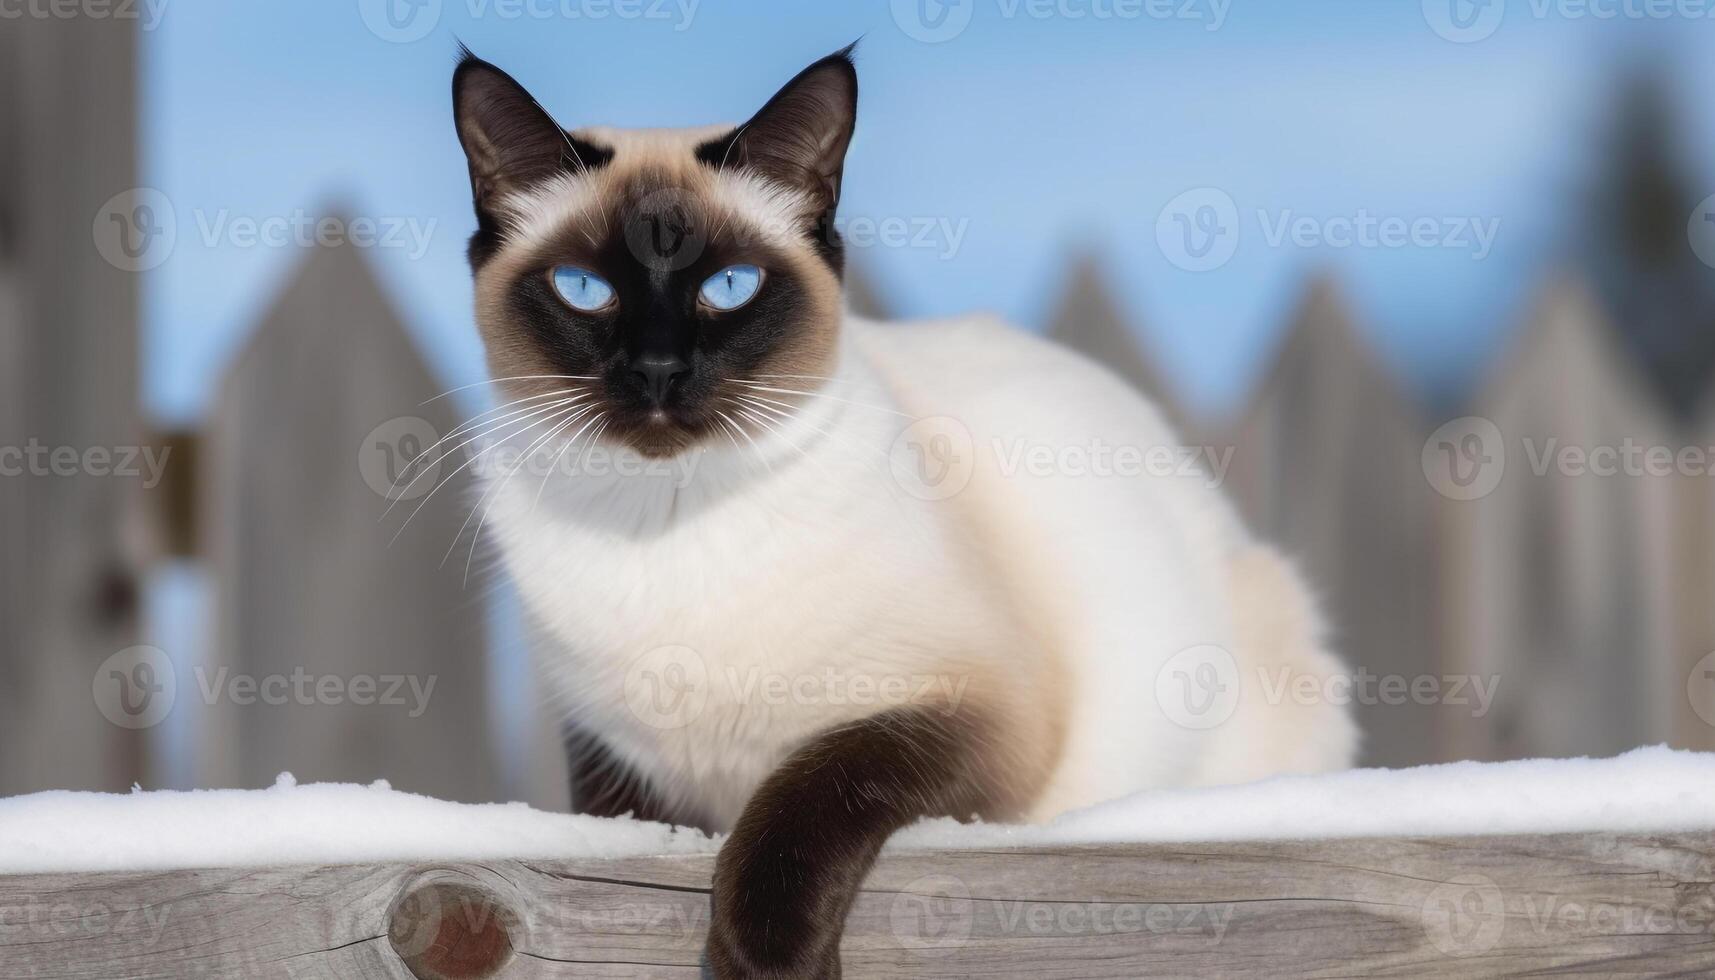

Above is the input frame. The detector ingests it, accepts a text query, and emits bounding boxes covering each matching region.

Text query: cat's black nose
[631,355,690,406]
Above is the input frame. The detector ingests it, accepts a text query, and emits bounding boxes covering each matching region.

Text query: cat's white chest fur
[485,315,1358,827]
[485,369,999,825]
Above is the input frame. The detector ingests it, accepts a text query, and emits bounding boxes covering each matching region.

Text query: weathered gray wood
[0,21,18,258]
[1440,281,1679,762]
[1046,254,1183,424]
[202,238,496,802]
[1,832,1712,977]
[0,14,147,794]
[1683,396,1715,751]
[1220,278,1444,769]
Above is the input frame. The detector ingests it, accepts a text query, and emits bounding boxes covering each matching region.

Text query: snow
[2,748,1712,875]
[0,773,717,875]
[896,745,1715,849]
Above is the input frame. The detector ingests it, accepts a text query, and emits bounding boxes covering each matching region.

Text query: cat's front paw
[702,915,841,980]
[703,831,845,980]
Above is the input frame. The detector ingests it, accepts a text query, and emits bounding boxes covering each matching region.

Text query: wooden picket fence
[4,3,1715,813]
[7,230,1715,804]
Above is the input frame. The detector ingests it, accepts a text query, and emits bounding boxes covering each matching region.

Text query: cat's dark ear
[452,47,603,219]
[699,44,858,215]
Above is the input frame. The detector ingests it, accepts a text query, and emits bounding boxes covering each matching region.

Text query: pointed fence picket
[0,14,147,795]
[1046,255,1184,425]
[1439,280,1680,763]
[199,239,497,803]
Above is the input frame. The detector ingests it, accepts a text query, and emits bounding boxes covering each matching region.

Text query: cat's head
[452,46,857,458]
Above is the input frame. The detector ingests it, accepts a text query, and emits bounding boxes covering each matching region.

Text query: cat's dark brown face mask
[453,46,857,458]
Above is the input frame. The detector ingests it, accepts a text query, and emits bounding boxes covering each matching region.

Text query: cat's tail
[1194,546,1363,785]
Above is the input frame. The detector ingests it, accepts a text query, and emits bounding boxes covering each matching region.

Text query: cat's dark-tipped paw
[702,928,841,980]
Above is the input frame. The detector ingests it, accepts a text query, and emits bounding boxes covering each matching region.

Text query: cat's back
[849,310,1242,563]
[851,312,1355,807]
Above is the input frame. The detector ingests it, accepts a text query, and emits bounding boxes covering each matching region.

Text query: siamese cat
[451,44,1357,978]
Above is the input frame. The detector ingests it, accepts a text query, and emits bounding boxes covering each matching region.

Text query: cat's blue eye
[698,264,763,312]
[550,266,616,312]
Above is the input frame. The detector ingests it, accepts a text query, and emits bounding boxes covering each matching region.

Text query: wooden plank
[1440,281,1679,762]
[0,832,1712,977]
[1046,254,1183,424]
[1220,278,1444,769]
[0,14,147,794]
[1685,398,1715,752]
[200,238,496,802]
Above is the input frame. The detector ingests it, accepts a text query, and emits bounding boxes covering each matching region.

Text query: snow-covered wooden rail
[3,830,1714,978]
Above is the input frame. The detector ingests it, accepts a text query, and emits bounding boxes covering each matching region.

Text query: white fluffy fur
[483,312,1358,828]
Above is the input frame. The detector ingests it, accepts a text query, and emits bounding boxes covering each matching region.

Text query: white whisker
[715,407,771,474]
[420,375,599,405]
[732,382,914,418]
[531,408,611,512]
[383,394,587,516]
[453,403,596,580]
[388,389,590,499]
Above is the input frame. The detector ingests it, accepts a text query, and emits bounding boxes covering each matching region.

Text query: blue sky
[141,0,1715,423]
